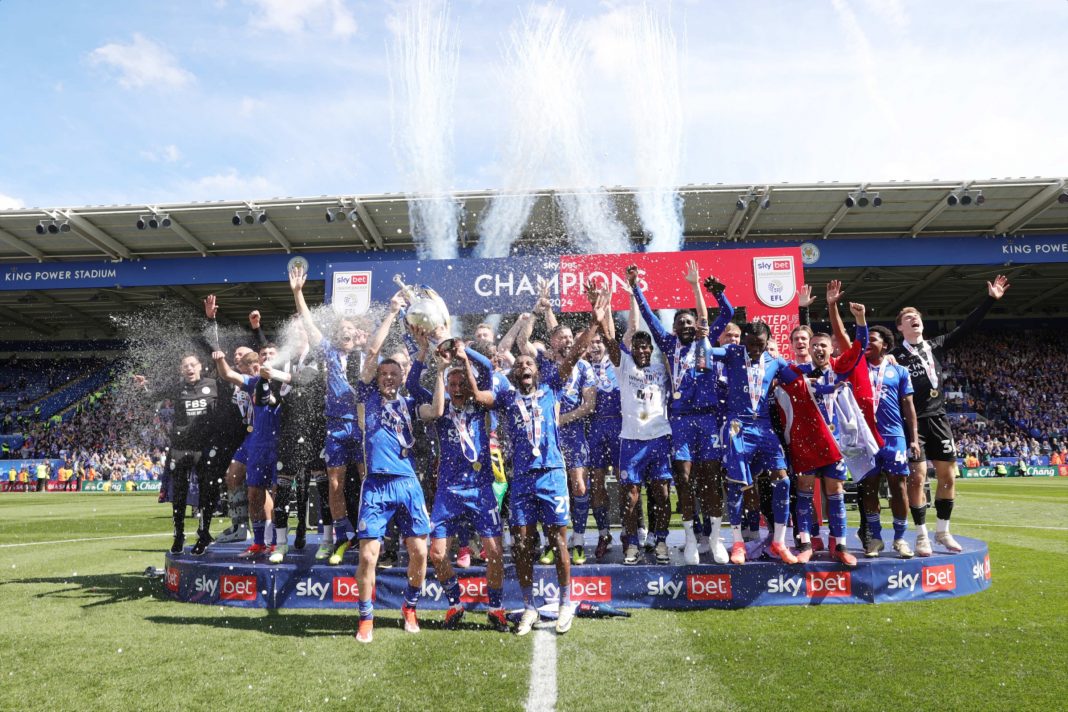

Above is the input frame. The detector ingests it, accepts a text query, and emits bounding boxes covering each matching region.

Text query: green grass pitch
[1,479,1066,711]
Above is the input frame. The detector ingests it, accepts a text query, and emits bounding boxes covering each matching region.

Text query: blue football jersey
[356,381,417,477]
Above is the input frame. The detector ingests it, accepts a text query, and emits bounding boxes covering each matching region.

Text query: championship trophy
[392,274,455,353]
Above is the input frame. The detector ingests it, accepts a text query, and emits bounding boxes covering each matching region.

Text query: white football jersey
[619,351,671,440]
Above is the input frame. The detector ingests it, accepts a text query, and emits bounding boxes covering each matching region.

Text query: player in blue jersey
[421,338,509,632]
[212,349,282,559]
[628,262,734,565]
[704,286,804,565]
[585,320,621,559]
[518,286,598,566]
[290,265,398,564]
[473,290,609,636]
[862,325,922,558]
[351,328,432,644]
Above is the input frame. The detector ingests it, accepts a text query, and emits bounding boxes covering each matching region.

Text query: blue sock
[744,507,760,531]
[727,484,744,526]
[560,582,571,607]
[592,506,610,533]
[403,584,420,608]
[333,517,351,543]
[521,585,535,611]
[252,521,265,546]
[828,493,847,539]
[571,494,590,534]
[488,587,503,609]
[358,599,374,621]
[772,478,790,525]
[866,512,883,540]
[655,529,668,543]
[796,491,813,539]
[702,516,713,537]
[443,576,461,606]
[893,518,908,540]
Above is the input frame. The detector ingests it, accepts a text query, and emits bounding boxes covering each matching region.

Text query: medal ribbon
[868,359,888,414]
[745,351,766,413]
[383,397,414,449]
[903,341,939,389]
[516,391,544,454]
[448,402,480,463]
[820,370,836,427]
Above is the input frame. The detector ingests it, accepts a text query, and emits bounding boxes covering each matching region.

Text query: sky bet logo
[649,574,730,600]
[805,571,852,597]
[295,578,329,601]
[571,576,612,602]
[335,274,368,285]
[888,565,958,593]
[459,577,489,604]
[755,260,790,271]
[194,575,217,596]
[972,555,991,582]
[766,574,804,597]
[165,567,180,593]
[220,575,258,601]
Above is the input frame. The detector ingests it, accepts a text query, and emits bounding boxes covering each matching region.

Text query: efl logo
[805,571,852,598]
[220,575,257,601]
[922,564,956,593]
[165,567,180,593]
[333,577,361,603]
[687,574,732,601]
[571,576,612,602]
[459,577,489,604]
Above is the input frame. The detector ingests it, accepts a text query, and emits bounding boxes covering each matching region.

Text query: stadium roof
[0,177,1066,343]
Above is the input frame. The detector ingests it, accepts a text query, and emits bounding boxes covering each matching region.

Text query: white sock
[682,520,695,542]
[710,517,722,542]
[322,527,334,545]
[264,521,275,546]
[275,527,287,548]
[773,522,786,544]
[916,523,928,536]
[936,518,949,534]
[798,531,811,545]
[731,524,744,544]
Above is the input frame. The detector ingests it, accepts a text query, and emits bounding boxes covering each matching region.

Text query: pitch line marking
[0,533,170,548]
[525,626,558,712]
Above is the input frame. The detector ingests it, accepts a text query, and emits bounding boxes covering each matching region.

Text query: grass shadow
[0,572,170,608]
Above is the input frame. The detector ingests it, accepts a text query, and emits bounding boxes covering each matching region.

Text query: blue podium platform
[162,529,991,610]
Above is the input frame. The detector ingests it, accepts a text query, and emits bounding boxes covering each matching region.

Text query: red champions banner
[557,248,804,359]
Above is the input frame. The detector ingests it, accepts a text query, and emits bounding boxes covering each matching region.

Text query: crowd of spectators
[942,329,1068,462]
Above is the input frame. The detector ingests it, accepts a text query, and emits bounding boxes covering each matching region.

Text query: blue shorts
[618,436,673,486]
[231,441,250,466]
[587,417,621,470]
[510,468,570,528]
[244,445,280,488]
[558,422,589,470]
[801,460,848,481]
[356,475,431,540]
[671,413,724,463]
[868,435,910,478]
[324,417,362,469]
[430,484,503,540]
[724,420,787,487]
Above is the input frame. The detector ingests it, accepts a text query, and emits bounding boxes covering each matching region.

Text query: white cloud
[140,144,183,163]
[246,0,358,38]
[0,193,25,210]
[88,34,195,89]
[177,170,284,202]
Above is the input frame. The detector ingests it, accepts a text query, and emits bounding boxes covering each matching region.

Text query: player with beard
[598,283,675,565]
[629,262,734,565]
[352,330,433,643]
[518,287,597,566]
[893,274,1010,555]
[290,266,384,564]
[421,337,509,632]
[472,291,607,636]
[133,352,224,554]
[585,318,621,560]
[862,325,921,558]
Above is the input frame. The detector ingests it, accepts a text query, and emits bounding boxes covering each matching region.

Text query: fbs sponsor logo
[973,555,991,581]
[805,571,852,598]
[767,574,804,597]
[459,577,489,604]
[165,567,180,593]
[571,576,611,602]
[220,575,257,601]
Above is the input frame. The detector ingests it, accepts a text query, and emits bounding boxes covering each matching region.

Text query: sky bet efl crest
[331,270,372,316]
[752,256,796,308]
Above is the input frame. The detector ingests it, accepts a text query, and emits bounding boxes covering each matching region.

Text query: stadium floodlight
[47,220,59,234]
[232,211,243,226]
[759,196,771,209]
[974,191,985,206]
[1058,191,1068,204]
[35,221,47,235]
[159,215,172,228]
[871,193,882,207]
[136,216,148,230]
[148,216,160,229]
[845,193,857,208]
[255,210,268,224]
[325,208,338,223]
[243,211,255,225]
[735,197,749,211]
[960,193,973,206]
[347,209,360,222]
[947,193,960,206]
[857,195,870,207]
[58,220,71,233]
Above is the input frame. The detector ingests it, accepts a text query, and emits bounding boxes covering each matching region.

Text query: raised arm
[559,291,608,383]
[418,366,446,421]
[366,292,405,359]
[463,343,496,392]
[684,259,708,324]
[622,290,639,353]
[212,350,246,387]
[798,284,815,328]
[405,354,433,405]
[456,345,496,409]
[627,265,673,353]
[703,275,735,342]
[832,303,869,375]
[534,277,559,332]
[289,266,324,347]
[825,280,850,354]
[513,312,541,358]
[248,310,269,351]
[940,275,1010,351]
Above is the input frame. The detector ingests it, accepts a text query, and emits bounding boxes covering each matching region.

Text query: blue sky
[0,0,1066,210]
